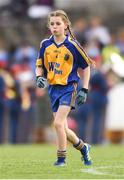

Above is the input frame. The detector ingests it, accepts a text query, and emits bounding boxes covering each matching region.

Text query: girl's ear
[47,22,50,29]
[64,24,68,30]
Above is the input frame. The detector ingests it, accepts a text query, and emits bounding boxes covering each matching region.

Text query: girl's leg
[64,121,92,165]
[53,107,92,166]
[64,120,84,145]
[53,105,71,165]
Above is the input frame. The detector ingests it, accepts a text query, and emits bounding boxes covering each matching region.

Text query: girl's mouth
[53,30,58,33]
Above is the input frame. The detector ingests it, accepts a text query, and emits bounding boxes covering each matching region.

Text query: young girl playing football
[36,10,93,166]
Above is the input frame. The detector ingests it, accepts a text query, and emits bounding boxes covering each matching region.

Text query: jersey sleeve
[36,40,45,67]
[73,41,91,69]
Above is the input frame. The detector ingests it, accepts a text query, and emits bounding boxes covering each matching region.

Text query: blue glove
[77,88,88,106]
[36,76,48,89]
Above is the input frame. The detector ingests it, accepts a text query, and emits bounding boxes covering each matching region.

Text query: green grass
[0,144,124,179]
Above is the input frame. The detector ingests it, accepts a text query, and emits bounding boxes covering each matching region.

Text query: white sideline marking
[81,165,124,177]
[82,168,106,175]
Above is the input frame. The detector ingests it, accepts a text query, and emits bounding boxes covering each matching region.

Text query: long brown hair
[48,10,95,67]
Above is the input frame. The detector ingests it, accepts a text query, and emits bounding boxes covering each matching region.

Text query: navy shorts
[48,82,77,112]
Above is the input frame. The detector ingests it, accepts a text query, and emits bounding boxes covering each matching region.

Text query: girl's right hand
[36,76,48,89]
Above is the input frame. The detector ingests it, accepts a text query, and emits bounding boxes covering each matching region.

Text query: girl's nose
[53,25,57,28]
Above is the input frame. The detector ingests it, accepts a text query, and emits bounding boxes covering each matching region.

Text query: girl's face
[49,16,67,37]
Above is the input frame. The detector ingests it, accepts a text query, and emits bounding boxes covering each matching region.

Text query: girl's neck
[54,35,66,44]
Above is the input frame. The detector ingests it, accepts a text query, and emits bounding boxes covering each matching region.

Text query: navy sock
[73,139,84,150]
[57,150,66,162]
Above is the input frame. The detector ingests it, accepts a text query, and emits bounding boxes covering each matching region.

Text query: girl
[36,10,93,166]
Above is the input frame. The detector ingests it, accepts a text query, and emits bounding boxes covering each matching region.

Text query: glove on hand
[36,76,48,89]
[77,88,88,106]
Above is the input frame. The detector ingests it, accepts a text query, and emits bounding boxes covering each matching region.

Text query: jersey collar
[50,35,69,48]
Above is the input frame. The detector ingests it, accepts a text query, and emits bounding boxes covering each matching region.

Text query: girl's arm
[35,66,48,89]
[35,66,43,77]
[78,66,90,89]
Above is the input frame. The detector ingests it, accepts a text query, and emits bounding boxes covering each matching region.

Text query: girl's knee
[54,120,64,130]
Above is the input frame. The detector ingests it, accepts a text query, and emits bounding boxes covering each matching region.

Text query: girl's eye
[50,22,62,26]
[50,22,54,26]
[56,22,61,25]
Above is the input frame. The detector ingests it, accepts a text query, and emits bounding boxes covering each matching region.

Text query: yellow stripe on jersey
[36,58,42,66]
[43,44,74,85]
[68,38,91,65]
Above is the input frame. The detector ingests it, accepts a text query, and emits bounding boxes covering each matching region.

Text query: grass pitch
[0,144,124,179]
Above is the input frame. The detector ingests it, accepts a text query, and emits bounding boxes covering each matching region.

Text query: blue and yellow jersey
[36,35,90,85]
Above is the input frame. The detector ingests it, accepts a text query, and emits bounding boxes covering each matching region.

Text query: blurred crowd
[0,40,53,144]
[71,17,124,144]
[0,0,124,145]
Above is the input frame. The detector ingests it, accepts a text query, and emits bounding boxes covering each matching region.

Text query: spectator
[4,68,21,144]
[13,41,37,75]
[33,87,53,143]
[73,17,88,46]
[0,71,6,143]
[105,77,124,143]
[86,16,111,49]
[89,59,109,144]
[10,0,29,17]
[116,27,124,58]
[102,32,120,65]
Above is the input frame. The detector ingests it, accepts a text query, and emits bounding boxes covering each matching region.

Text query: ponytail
[67,26,76,40]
